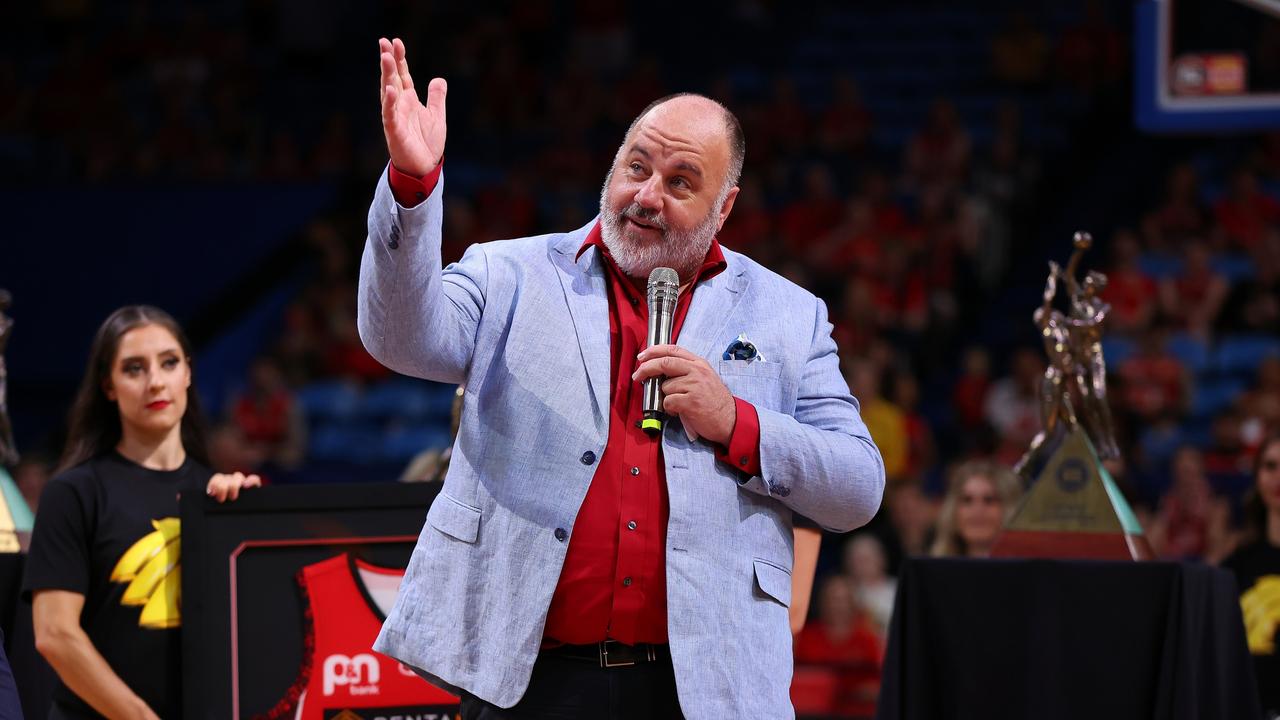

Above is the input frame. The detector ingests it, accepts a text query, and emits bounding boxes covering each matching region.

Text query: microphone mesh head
[648,267,679,286]
[647,267,680,303]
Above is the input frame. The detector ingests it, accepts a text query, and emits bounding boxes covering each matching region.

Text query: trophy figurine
[993,234,1153,561]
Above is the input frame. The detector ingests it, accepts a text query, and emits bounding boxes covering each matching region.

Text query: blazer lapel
[551,225,611,426]
[678,251,750,361]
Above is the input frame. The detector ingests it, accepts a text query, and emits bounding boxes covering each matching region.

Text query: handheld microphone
[642,267,680,435]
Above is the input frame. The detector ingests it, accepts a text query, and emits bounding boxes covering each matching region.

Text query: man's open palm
[379,37,446,178]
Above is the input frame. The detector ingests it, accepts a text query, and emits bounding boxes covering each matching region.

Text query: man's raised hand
[379,37,446,178]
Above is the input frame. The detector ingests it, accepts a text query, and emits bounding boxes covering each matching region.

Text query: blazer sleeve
[357,165,489,384]
[740,297,885,533]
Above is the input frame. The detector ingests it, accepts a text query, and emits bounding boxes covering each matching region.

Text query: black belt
[543,640,669,668]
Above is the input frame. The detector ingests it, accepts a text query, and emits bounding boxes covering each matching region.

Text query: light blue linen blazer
[360,168,885,717]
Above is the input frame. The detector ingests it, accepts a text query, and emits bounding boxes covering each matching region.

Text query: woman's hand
[206,472,262,503]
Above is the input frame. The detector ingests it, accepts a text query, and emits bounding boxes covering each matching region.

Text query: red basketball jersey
[287,554,459,720]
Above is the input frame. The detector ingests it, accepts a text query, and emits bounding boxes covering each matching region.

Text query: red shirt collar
[575,220,728,299]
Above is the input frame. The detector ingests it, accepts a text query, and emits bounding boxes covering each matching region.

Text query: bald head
[624,93,745,195]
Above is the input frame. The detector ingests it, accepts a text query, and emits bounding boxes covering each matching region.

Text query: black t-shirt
[1222,540,1280,714]
[22,452,211,719]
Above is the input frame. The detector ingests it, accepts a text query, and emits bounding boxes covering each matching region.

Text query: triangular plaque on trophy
[992,425,1153,560]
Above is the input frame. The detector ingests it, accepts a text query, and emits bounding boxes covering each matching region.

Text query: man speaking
[360,37,885,719]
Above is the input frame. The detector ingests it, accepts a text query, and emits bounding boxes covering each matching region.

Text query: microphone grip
[641,302,675,435]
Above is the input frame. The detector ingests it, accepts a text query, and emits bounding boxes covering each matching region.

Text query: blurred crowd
[5,1,1280,718]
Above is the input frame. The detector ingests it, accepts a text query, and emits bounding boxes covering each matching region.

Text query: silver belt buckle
[600,640,636,668]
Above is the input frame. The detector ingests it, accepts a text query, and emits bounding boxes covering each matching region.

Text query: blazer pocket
[427,492,482,543]
[717,359,784,379]
[752,557,792,608]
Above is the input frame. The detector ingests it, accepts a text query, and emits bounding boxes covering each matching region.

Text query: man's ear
[716,185,740,233]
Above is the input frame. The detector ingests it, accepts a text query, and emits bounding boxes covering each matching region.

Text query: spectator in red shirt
[1215,167,1280,253]
[1100,229,1158,336]
[1141,163,1209,252]
[1118,326,1189,423]
[1150,447,1231,562]
[952,346,992,429]
[816,75,873,160]
[794,576,884,719]
[903,98,971,195]
[229,356,305,469]
[778,164,844,252]
[1159,241,1228,340]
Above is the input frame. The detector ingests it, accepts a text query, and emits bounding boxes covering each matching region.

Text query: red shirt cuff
[388,161,442,208]
[716,397,762,477]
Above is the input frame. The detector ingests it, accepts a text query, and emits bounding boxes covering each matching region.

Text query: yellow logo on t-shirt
[110,517,181,629]
[1241,574,1280,655]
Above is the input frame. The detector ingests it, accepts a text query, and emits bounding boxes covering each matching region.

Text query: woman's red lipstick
[146,400,171,411]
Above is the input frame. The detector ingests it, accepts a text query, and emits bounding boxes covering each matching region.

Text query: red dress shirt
[387,163,763,645]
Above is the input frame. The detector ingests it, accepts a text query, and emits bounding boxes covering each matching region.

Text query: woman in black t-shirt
[23,306,260,719]
[1223,432,1280,717]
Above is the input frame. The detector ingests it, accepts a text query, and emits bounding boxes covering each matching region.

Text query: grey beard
[598,182,722,282]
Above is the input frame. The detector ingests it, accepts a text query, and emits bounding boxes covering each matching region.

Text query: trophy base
[991,529,1154,561]
[993,426,1152,562]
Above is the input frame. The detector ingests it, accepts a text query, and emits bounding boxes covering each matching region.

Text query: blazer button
[554,528,568,541]
[387,238,400,250]
[580,451,597,465]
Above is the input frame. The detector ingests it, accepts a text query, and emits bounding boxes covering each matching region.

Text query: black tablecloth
[875,558,1262,720]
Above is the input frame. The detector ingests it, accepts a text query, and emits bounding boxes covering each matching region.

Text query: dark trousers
[460,650,685,719]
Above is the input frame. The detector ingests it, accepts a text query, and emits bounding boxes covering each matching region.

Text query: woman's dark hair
[58,305,209,472]
[1241,432,1280,544]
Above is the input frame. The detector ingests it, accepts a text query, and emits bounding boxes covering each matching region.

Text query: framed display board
[181,482,453,719]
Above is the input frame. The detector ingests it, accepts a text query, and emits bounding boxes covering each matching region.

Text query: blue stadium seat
[1166,332,1209,375]
[1190,377,1248,419]
[381,423,452,463]
[308,422,384,464]
[296,380,361,421]
[1136,253,1182,279]
[362,379,435,421]
[1101,336,1136,367]
[1213,335,1280,375]
[1212,254,1255,282]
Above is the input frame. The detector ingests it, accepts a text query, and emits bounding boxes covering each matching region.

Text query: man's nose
[634,175,663,211]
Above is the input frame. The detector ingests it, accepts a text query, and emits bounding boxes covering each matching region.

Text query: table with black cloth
[874,557,1262,720]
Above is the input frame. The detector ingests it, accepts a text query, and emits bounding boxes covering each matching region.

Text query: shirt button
[630,466,640,476]
[622,577,633,587]
[415,191,426,201]
[627,521,637,531]
[739,456,749,467]
[554,528,568,541]
[580,451,597,465]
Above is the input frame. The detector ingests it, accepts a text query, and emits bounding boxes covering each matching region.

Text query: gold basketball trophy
[992,234,1154,560]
